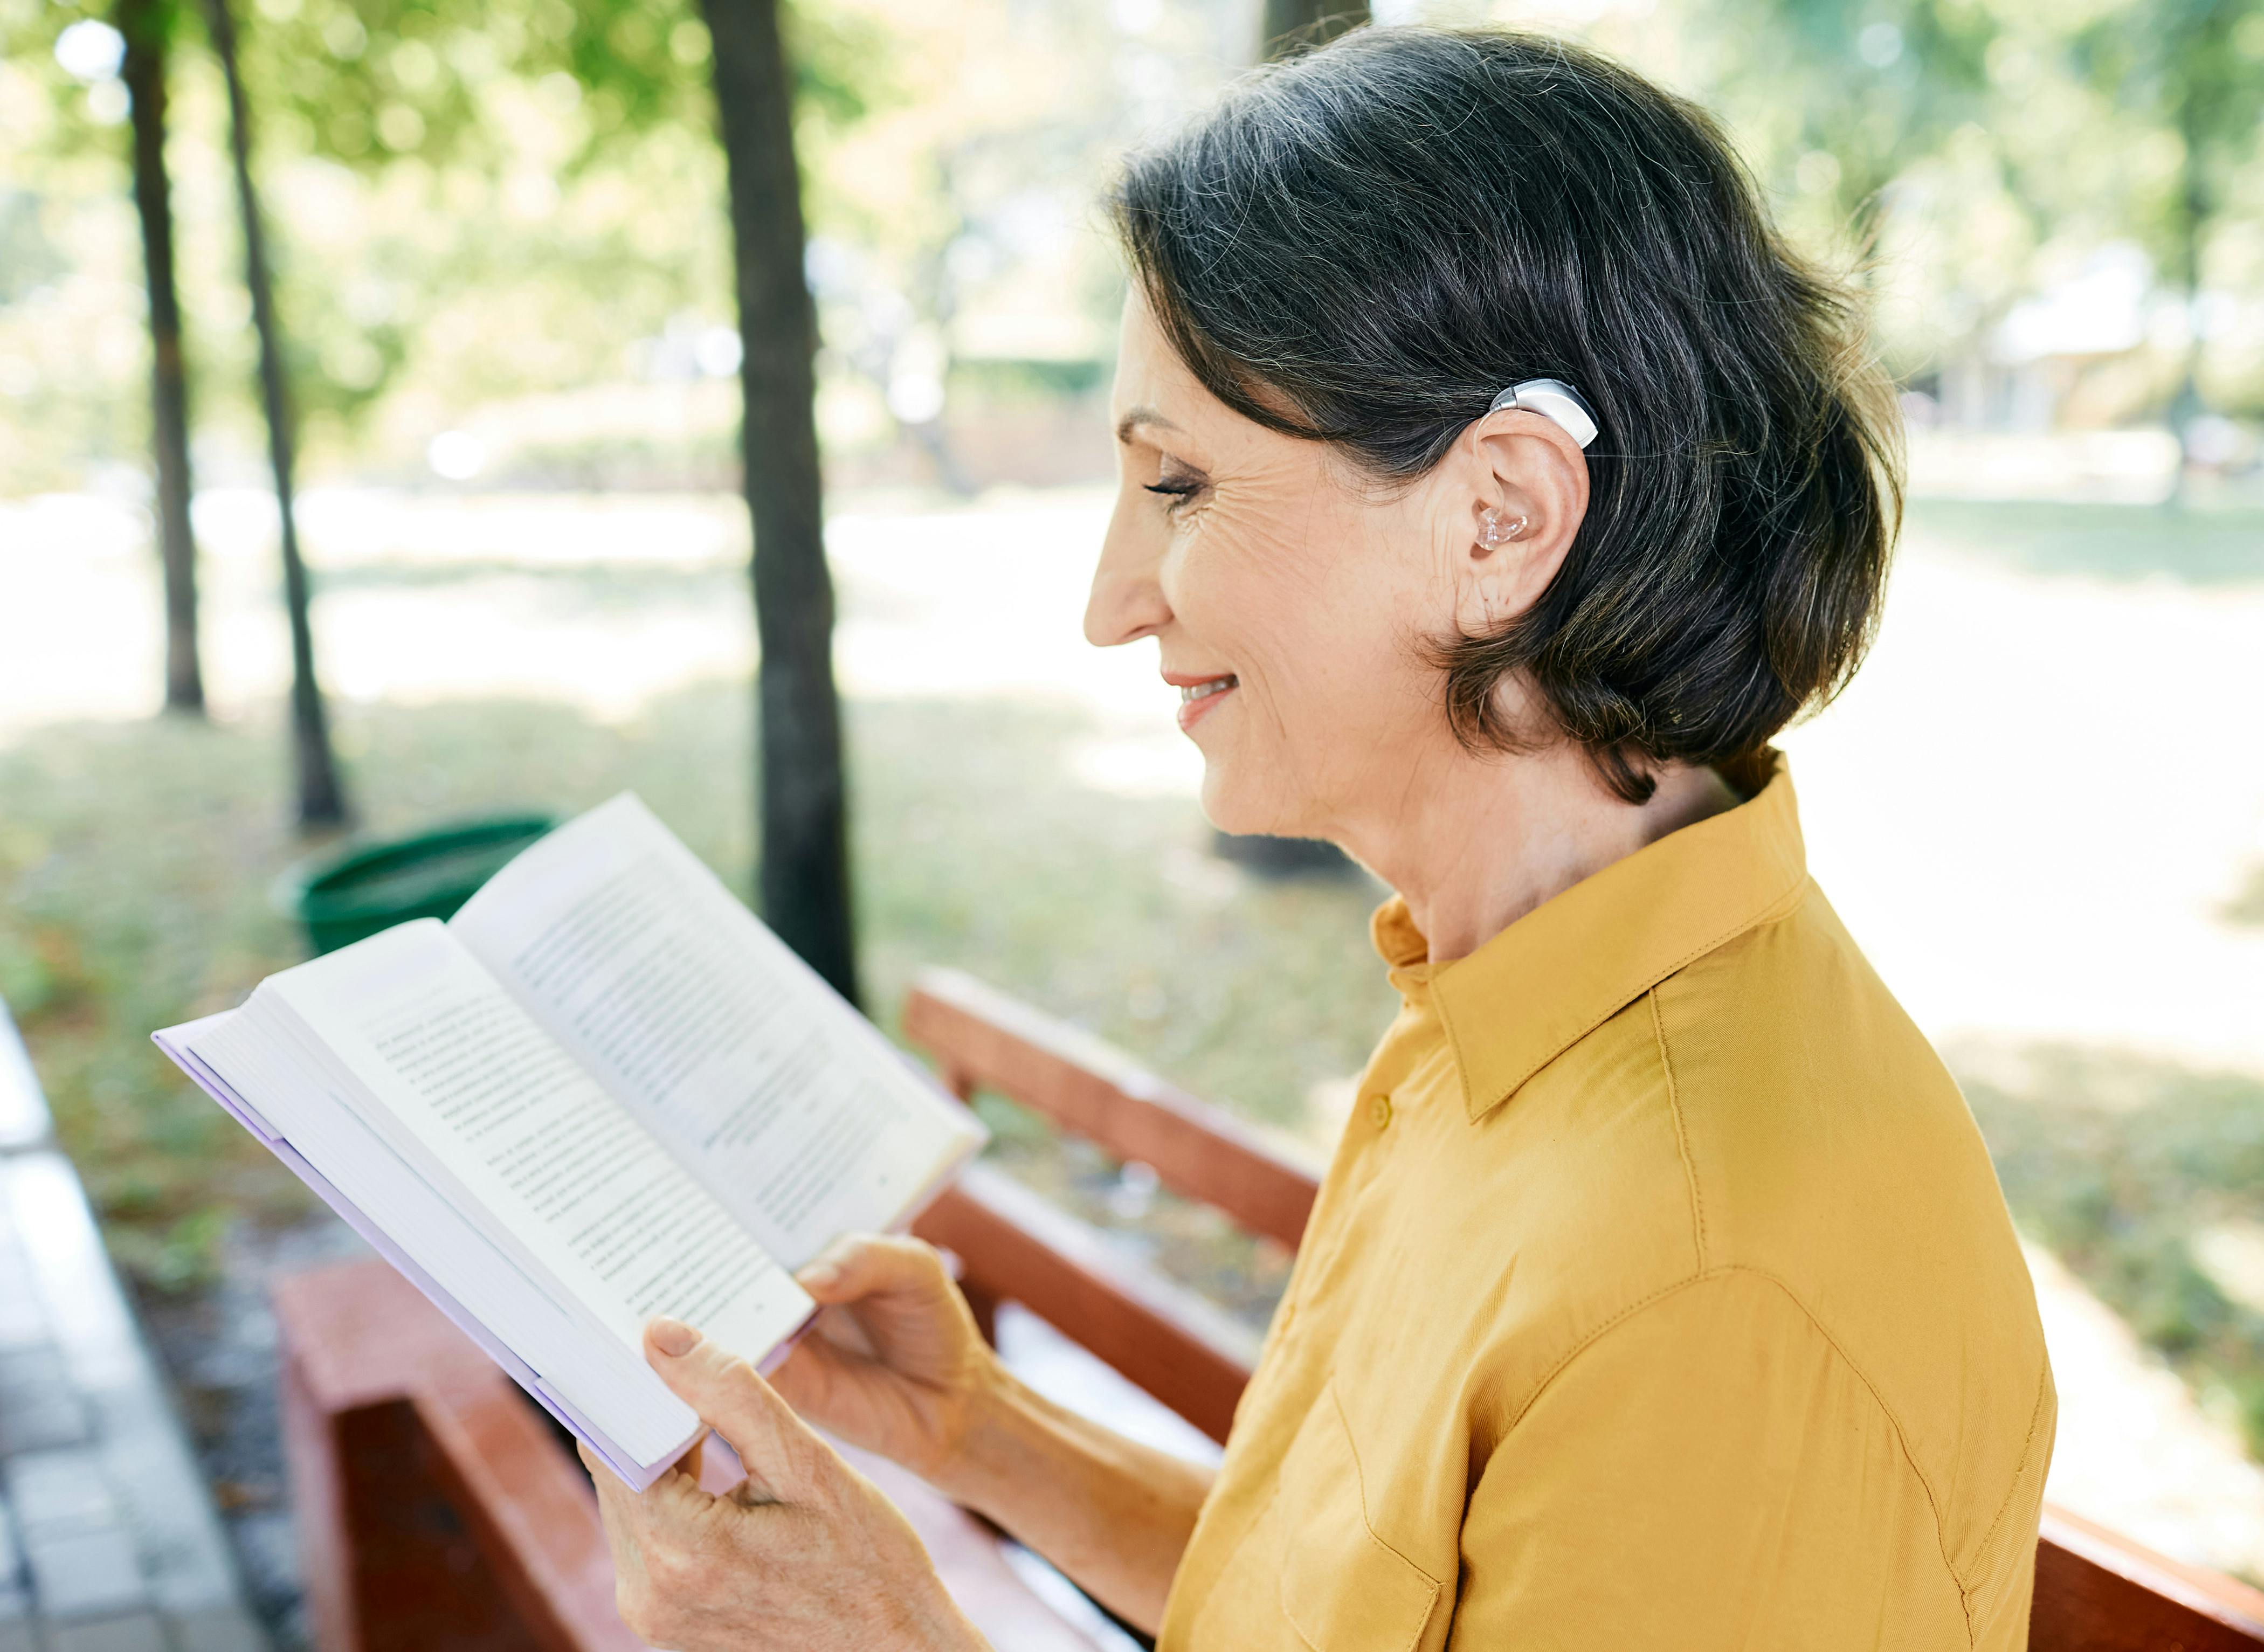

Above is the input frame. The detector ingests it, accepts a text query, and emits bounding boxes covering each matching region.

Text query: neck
[1341,745,1741,965]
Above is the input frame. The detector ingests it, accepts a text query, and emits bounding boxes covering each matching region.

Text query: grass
[8,623,2264,1470]
[1906,498,2264,586]
[2225,863,2264,927]
[1965,1046,2264,1457]
[0,683,1392,1294]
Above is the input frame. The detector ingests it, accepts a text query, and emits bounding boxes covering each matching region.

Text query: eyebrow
[1114,405,1182,444]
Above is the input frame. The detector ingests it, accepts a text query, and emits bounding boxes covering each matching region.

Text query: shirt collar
[1369,755,1810,1124]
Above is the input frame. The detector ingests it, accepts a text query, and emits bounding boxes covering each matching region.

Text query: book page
[258,921,813,1367]
[452,795,984,1269]
[177,1007,703,1471]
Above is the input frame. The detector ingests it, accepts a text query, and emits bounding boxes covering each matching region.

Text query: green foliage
[2069,0,2264,285]
[1703,0,1996,251]
[0,189,66,306]
[0,0,894,464]
[196,0,882,174]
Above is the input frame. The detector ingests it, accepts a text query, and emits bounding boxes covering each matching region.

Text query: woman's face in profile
[1086,297,1466,841]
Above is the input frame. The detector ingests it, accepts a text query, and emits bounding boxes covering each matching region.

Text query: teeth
[1180,677,1236,704]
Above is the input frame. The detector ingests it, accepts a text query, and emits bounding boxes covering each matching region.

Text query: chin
[1197,759,1304,840]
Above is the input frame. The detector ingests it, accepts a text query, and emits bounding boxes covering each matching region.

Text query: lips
[1171,672,1237,733]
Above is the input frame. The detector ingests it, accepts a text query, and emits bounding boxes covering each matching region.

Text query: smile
[1174,673,1238,732]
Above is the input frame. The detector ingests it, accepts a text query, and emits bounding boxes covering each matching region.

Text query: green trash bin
[277,814,558,956]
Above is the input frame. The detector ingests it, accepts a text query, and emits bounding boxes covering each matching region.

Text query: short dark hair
[1110,27,1901,803]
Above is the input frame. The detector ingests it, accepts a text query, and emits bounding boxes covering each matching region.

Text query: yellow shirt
[1158,761,2054,1651]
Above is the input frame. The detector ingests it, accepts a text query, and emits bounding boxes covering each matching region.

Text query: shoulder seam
[1503,1263,1973,1646]
[1960,1344,2054,1633]
[1647,987,1707,1274]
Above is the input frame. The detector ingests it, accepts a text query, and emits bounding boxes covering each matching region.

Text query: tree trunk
[2167,108,2207,508]
[116,0,204,714]
[202,0,349,826]
[700,0,859,1003]
[1260,0,1369,59]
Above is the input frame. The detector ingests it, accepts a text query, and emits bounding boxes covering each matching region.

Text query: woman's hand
[583,1317,988,1652]
[763,1232,1211,1633]
[769,1234,1001,1490]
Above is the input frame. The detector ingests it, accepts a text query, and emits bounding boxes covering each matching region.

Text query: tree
[2076,0,2264,481]
[113,0,205,713]
[702,0,858,1001]
[1260,0,1368,60]
[218,0,868,978]
[201,0,349,826]
[1704,0,1993,269]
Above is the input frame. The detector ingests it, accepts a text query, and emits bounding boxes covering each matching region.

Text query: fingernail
[648,1317,699,1357]
[797,1262,840,1292]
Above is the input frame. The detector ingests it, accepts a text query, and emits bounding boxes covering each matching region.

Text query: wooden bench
[274,965,2264,1651]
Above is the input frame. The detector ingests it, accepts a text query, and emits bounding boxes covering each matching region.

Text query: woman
[585,28,2053,1650]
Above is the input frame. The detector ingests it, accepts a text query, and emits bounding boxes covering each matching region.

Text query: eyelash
[1143,478,1203,513]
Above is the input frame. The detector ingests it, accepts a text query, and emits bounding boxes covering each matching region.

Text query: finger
[581,1434,712,1536]
[646,1317,826,1497]
[794,1233,948,1303]
[769,1317,867,1411]
[577,1433,707,1506]
[804,1298,883,1360]
[581,1439,674,1597]
[579,1438,644,1516]
[581,1441,645,1557]
[578,1441,721,1651]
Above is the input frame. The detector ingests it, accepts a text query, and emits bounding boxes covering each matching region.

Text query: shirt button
[1370,1094,1393,1130]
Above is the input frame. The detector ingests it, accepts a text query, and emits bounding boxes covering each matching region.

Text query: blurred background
[2,0,2263,1643]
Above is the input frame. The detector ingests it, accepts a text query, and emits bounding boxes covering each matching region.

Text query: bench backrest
[898,967,2264,1651]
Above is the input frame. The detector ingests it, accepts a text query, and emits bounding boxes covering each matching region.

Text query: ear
[1442,407,1591,638]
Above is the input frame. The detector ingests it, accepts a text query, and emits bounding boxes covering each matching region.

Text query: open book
[153,794,986,1489]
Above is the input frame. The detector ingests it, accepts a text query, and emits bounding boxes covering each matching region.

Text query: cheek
[1171,507,1327,693]
[1175,497,1429,743]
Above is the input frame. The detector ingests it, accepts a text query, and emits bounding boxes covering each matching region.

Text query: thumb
[795,1232,952,1305]
[645,1317,823,1498]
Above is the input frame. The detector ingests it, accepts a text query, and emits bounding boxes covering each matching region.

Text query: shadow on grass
[1907,499,2264,585]
[1961,1043,2264,1458]
[0,683,1393,1294]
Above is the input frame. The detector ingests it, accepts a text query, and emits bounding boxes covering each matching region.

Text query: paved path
[0,1007,261,1652]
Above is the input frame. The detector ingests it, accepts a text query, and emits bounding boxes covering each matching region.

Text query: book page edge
[151,1021,701,1491]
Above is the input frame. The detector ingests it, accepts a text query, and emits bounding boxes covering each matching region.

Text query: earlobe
[1457,531,1529,636]
[1459,565,1523,636]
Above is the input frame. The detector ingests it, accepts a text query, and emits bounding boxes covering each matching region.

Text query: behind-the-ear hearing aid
[1488,378,1599,450]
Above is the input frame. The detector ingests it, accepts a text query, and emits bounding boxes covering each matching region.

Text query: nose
[1083,504,1174,648]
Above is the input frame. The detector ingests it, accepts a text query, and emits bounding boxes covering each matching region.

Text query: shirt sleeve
[1447,1268,1973,1651]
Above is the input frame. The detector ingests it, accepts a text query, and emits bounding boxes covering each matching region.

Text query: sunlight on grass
[13,674,2264,1477]
[0,684,1393,1292]
[2224,863,2264,928]
[1908,498,2264,586]
[1965,1046,2264,1458]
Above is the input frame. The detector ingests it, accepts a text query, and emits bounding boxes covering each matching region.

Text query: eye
[1142,462,1207,515]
